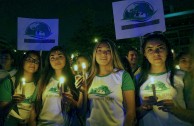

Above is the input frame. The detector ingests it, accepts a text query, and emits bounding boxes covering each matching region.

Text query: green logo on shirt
[23,96,33,104]
[49,87,59,93]
[144,81,169,91]
[89,85,112,97]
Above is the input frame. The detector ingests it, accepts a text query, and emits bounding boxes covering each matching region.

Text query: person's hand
[62,92,77,107]
[75,76,87,93]
[141,96,157,111]
[12,94,25,104]
[75,75,82,88]
[157,99,175,112]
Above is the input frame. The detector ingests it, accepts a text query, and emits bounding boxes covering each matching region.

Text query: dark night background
[0,0,194,56]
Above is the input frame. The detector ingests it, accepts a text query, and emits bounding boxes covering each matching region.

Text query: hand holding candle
[59,76,65,94]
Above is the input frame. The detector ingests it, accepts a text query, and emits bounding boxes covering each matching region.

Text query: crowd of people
[0,32,194,126]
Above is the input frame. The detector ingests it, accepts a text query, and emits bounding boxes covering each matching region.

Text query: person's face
[179,54,191,72]
[0,53,13,70]
[77,57,89,72]
[144,40,168,67]
[95,43,113,67]
[49,50,66,70]
[23,54,39,74]
[127,50,138,65]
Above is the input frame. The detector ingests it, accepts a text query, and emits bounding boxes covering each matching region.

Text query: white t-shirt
[86,70,134,126]
[139,71,191,126]
[10,81,36,120]
[38,77,65,126]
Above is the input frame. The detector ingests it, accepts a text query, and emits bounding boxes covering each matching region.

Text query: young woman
[175,51,191,72]
[29,46,86,126]
[171,40,194,125]
[135,32,191,126]
[0,51,41,126]
[86,39,136,126]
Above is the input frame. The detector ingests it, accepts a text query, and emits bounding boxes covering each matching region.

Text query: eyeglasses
[25,57,40,64]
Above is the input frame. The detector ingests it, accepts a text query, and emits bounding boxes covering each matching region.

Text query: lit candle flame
[59,77,65,84]
[171,49,174,53]
[59,76,65,94]
[74,65,78,71]
[150,77,154,83]
[21,77,26,95]
[71,54,74,59]
[22,78,26,85]
[175,65,180,69]
[82,62,86,69]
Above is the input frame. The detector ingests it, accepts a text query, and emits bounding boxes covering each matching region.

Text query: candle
[59,77,65,94]
[150,77,156,98]
[21,78,26,95]
[81,62,86,81]
[152,84,156,98]
[73,64,78,75]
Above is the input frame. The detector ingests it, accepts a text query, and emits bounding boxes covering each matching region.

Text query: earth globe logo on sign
[25,22,52,39]
[123,1,157,22]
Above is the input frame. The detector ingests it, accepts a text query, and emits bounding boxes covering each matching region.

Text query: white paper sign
[112,0,166,39]
[17,17,59,51]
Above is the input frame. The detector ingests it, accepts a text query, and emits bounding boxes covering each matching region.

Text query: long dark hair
[36,46,78,115]
[14,51,41,88]
[136,33,175,105]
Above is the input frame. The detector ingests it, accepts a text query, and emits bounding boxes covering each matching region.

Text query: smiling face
[144,40,168,67]
[49,50,66,71]
[95,43,113,67]
[23,53,39,74]
[127,50,138,65]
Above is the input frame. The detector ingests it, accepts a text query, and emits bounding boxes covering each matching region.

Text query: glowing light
[71,54,74,59]
[59,76,65,93]
[175,65,180,69]
[59,77,65,84]
[82,62,86,69]
[21,77,26,95]
[94,38,98,43]
[171,49,174,53]
[150,77,154,83]
[74,65,78,71]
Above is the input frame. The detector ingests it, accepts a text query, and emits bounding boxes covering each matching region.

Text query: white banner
[112,0,166,40]
[17,17,59,51]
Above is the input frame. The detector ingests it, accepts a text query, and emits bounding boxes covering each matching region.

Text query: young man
[126,47,140,76]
